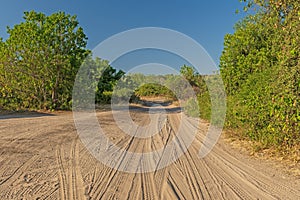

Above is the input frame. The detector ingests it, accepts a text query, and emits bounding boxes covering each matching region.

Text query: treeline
[0,11,124,110]
[127,66,212,120]
[103,65,213,120]
[111,66,207,103]
[220,0,300,151]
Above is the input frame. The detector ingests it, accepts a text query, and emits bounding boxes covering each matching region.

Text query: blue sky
[0,0,248,72]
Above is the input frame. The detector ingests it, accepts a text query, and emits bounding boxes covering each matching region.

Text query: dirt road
[0,108,299,199]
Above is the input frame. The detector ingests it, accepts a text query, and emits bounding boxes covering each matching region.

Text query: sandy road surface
[0,108,299,199]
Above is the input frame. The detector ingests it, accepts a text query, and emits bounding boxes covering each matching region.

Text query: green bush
[197,92,211,120]
[183,98,199,118]
[135,83,176,100]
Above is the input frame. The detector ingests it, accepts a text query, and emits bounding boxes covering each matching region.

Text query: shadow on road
[0,111,55,120]
[129,105,182,113]
[127,99,182,113]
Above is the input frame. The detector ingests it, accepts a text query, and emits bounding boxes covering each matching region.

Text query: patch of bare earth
[0,108,299,199]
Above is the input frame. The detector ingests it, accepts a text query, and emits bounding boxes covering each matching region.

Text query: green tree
[76,55,125,104]
[96,63,125,103]
[0,11,88,110]
[180,65,198,87]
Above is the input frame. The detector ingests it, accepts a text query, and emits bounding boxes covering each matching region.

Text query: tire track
[1,110,299,199]
[56,139,85,200]
[91,118,142,199]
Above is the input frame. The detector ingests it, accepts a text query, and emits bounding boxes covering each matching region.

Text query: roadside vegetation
[220,0,300,157]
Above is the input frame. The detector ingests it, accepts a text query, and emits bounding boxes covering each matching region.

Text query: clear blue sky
[0,0,248,71]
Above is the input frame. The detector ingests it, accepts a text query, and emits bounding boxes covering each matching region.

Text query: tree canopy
[0,11,89,110]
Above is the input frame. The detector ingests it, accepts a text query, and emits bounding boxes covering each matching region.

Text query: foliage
[96,63,124,103]
[74,55,125,105]
[112,67,212,119]
[0,11,88,110]
[112,75,140,103]
[178,65,214,120]
[180,65,207,94]
[183,97,199,117]
[220,0,300,149]
[135,83,175,99]
[0,11,124,109]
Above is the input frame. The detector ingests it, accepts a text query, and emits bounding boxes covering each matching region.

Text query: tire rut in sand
[56,138,85,200]
[1,111,299,199]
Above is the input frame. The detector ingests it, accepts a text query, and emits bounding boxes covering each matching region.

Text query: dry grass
[223,129,300,177]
